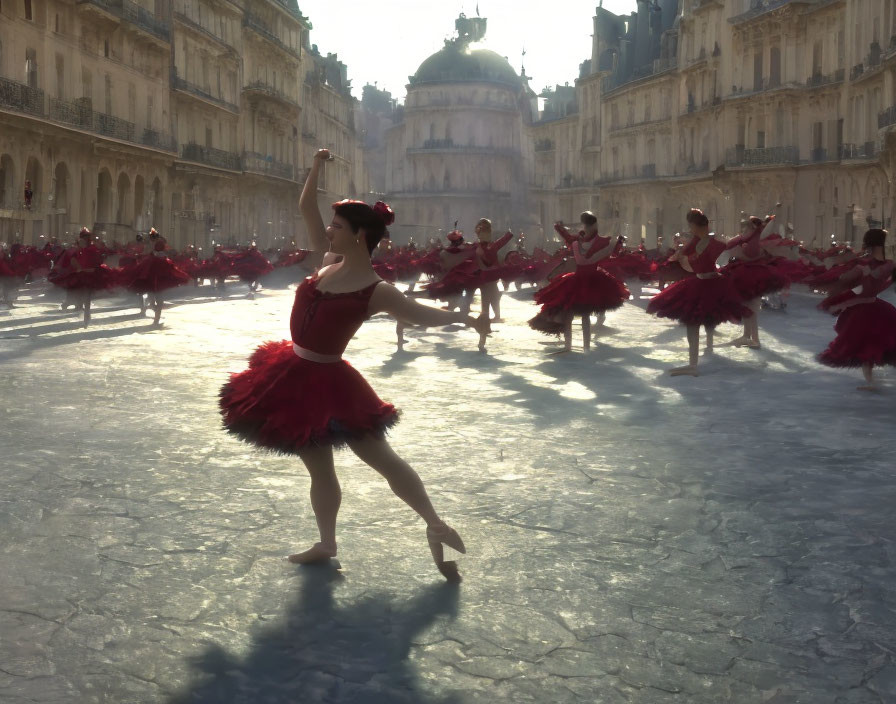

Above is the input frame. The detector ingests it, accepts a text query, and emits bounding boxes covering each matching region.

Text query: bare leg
[558,315,573,353]
[582,315,591,352]
[858,362,877,391]
[83,291,92,327]
[670,324,700,376]
[152,294,163,325]
[346,435,441,526]
[732,298,760,346]
[396,321,406,350]
[288,444,340,563]
[346,435,464,580]
[705,325,714,353]
[139,293,147,315]
[595,311,606,328]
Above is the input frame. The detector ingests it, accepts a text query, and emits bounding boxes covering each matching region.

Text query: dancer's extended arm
[369,283,490,335]
[299,149,331,254]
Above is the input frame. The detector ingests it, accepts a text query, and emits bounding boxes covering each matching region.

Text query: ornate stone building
[532,0,896,249]
[0,0,366,250]
[384,14,536,242]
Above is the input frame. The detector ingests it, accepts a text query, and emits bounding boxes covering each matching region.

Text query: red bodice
[852,258,894,298]
[75,244,104,269]
[289,277,380,356]
[475,232,513,268]
[681,235,726,274]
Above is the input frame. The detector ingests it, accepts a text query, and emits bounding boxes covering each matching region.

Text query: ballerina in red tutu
[529,225,629,353]
[47,227,116,326]
[469,218,513,324]
[220,149,489,581]
[722,211,789,349]
[646,209,752,376]
[121,228,190,325]
[818,228,896,391]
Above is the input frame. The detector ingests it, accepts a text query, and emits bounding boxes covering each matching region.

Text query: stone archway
[51,161,71,238]
[134,175,145,232]
[116,172,132,226]
[0,153,15,208]
[96,169,113,224]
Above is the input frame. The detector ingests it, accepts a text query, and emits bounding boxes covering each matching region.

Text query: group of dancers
[3,146,893,580]
[0,229,287,325]
[215,149,896,583]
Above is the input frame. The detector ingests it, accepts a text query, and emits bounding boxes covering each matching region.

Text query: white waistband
[696,272,720,279]
[293,343,342,363]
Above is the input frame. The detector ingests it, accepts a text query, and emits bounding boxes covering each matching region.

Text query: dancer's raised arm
[299,149,331,253]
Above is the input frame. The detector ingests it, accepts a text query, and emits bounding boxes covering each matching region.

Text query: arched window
[24,0,32,21]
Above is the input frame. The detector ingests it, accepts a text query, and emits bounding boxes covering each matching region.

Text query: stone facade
[532,0,896,249]
[0,0,366,251]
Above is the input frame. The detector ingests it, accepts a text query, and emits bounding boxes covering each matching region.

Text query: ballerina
[120,228,190,325]
[646,209,752,376]
[529,228,629,353]
[220,149,489,581]
[818,228,896,391]
[722,213,789,349]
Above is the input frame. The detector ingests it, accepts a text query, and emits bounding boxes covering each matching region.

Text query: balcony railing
[180,143,241,171]
[839,142,880,160]
[809,147,830,162]
[77,0,171,42]
[879,106,896,129]
[242,152,295,180]
[806,69,845,88]
[243,81,300,108]
[725,145,799,167]
[728,0,792,25]
[0,76,45,116]
[174,12,234,50]
[171,70,239,112]
[534,139,555,152]
[47,97,175,150]
[850,63,864,80]
[243,13,302,60]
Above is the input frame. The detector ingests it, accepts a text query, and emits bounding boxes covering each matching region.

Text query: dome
[410,43,522,88]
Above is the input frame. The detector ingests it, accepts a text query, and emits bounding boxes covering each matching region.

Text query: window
[82,68,92,102]
[104,39,110,58]
[24,0,32,21]
[128,83,136,123]
[105,74,112,114]
[55,53,64,99]
[25,48,37,89]
[147,94,153,129]
[757,130,765,149]
[753,52,763,90]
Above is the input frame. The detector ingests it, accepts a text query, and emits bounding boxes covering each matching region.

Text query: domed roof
[410,43,522,88]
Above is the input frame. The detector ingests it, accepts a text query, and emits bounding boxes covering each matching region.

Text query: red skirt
[220,340,399,452]
[533,266,629,314]
[49,265,117,291]
[232,257,274,282]
[123,256,190,293]
[372,261,397,284]
[647,274,751,327]
[818,299,896,368]
[723,260,789,300]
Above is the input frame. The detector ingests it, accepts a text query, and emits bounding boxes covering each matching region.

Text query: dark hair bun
[373,201,395,227]
[686,208,709,227]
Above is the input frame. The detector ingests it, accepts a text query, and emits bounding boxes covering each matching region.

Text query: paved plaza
[1,279,895,703]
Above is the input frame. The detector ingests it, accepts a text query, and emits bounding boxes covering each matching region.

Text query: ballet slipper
[427,524,466,582]
[286,542,337,564]
[730,336,752,347]
[669,365,699,376]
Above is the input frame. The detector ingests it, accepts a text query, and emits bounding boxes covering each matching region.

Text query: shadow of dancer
[170,565,462,704]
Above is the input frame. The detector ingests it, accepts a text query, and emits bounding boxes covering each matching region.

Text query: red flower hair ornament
[373,201,395,227]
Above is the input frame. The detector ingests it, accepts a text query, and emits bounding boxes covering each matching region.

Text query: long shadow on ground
[169,565,462,704]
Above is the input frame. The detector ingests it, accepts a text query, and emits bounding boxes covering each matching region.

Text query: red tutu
[533,266,630,315]
[819,299,896,368]
[232,251,274,282]
[422,263,478,299]
[123,256,190,293]
[372,261,397,283]
[723,260,789,300]
[647,274,751,327]
[48,265,117,291]
[220,340,398,452]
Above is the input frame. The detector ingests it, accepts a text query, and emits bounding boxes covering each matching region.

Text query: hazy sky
[299,1,638,101]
